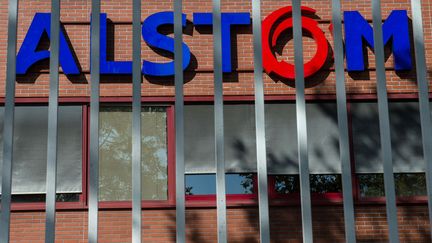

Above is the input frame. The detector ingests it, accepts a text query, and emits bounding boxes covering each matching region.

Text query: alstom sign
[16,6,412,79]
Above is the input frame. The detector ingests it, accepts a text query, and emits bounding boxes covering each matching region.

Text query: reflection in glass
[99,106,168,201]
[0,193,80,203]
[185,174,254,195]
[0,106,83,195]
[274,174,342,194]
[358,173,427,198]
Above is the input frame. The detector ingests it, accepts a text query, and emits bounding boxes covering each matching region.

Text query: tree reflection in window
[274,174,342,194]
[358,173,427,198]
[99,106,168,201]
[185,173,254,195]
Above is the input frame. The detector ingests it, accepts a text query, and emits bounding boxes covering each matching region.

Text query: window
[184,104,258,199]
[183,99,428,203]
[99,106,168,201]
[0,106,83,202]
[265,103,341,175]
[351,101,427,199]
[0,98,427,208]
[265,102,342,199]
[184,102,342,200]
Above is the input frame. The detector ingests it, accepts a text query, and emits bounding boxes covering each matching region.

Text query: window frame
[180,95,430,206]
[6,97,177,211]
[183,98,347,207]
[348,94,429,205]
[96,100,176,209]
[4,94,430,211]
[6,98,88,211]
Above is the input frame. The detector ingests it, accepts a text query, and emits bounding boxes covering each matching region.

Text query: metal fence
[1,0,432,242]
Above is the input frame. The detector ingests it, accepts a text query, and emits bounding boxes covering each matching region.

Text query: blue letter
[193,13,250,73]
[142,12,191,76]
[344,10,411,71]
[99,13,132,74]
[16,13,79,75]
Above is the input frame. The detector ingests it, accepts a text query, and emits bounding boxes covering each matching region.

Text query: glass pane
[99,106,168,201]
[358,174,384,197]
[352,101,425,173]
[395,173,427,197]
[274,174,342,194]
[184,105,257,174]
[274,175,300,194]
[310,174,342,193]
[266,103,341,174]
[227,174,254,194]
[0,193,80,203]
[358,173,427,198]
[185,174,254,195]
[185,174,215,195]
[0,106,83,195]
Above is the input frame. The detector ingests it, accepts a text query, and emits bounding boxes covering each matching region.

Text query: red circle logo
[262,6,329,80]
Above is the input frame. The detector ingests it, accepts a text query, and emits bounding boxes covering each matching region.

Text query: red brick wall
[1,0,432,97]
[8,206,431,243]
[1,0,432,242]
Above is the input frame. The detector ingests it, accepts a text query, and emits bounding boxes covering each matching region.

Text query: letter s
[142,12,191,76]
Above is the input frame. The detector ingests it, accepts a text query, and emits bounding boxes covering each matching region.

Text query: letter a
[16,13,79,75]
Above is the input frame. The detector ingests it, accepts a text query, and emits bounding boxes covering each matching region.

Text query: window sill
[98,200,175,209]
[356,196,428,205]
[7,195,429,212]
[10,201,86,211]
[268,192,344,206]
[185,194,258,208]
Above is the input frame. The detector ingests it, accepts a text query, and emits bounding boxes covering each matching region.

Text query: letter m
[344,10,411,71]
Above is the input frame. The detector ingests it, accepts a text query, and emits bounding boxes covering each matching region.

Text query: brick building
[0,0,432,242]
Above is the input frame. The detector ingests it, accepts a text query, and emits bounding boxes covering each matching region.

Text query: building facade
[0,0,432,242]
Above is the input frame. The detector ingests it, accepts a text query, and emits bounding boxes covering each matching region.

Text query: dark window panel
[185,174,255,196]
[358,173,427,198]
[274,174,342,194]
[0,193,80,203]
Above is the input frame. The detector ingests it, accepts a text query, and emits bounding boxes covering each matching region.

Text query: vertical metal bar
[88,0,100,242]
[213,0,227,242]
[331,0,356,242]
[132,0,142,242]
[371,0,399,242]
[45,0,60,242]
[291,1,313,242]
[0,0,18,243]
[410,0,432,241]
[174,0,186,242]
[252,0,270,242]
